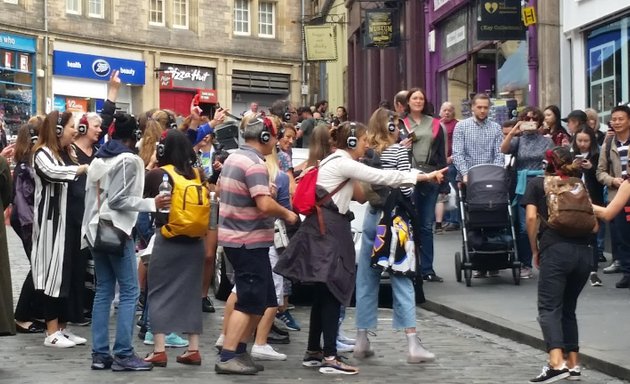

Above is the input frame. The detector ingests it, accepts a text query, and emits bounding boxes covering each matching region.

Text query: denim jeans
[414,182,440,276]
[443,164,460,225]
[355,207,416,330]
[91,238,139,358]
[537,241,590,353]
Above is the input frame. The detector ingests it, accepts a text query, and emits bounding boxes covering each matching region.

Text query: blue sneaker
[276,311,301,331]
[165,333,189,348]
[111,354,153,371]
[144,331,189,348]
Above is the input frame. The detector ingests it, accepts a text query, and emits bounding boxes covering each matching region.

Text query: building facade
[561,0,630,123]
[0,0,303,130]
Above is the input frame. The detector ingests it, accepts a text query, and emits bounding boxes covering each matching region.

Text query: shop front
[426,0,533,124]
[231,70,290,117]
[0,31,36,134]
[159,64,217,117]
[52,50,145,114]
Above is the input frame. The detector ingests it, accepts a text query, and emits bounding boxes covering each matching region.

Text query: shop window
[66,0,81,14]
[258,1,275,38]
[88,0,104,18]
[173,0,189,29]
[149,0,165,26]
[586,16,628,122]
[234,0,250,36]
[0,51,34,134]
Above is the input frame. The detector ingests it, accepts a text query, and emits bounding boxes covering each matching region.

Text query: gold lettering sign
[304,25,338,61]
[364,9,400,49]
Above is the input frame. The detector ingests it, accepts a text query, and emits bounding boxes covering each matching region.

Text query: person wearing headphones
[31,110,88,349]
[215,116,298,375]
[275,122,445,375]
[64,113,103,325]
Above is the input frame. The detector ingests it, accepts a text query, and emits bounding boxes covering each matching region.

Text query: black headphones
[347,122,358,149]
[259,117,273,144]
[167,113,177,130]
[282,104,292,123]
[77,114,88,135]
[28,123,38,144]
[387,115,396,133]
[55,115,64,137]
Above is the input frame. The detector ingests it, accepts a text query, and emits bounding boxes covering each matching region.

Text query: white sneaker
[44,331,76,348]
[337,331,356,345]
[336,340,354,353]
[61,328,86,345]
[251,344,287,361]
[215,333,224,351]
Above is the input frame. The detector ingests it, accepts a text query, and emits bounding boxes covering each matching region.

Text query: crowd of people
[0,68,629,383]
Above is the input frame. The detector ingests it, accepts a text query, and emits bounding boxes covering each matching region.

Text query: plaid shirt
[452,116,504,179]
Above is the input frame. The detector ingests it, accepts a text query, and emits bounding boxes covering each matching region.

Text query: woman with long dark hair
[143,129,206,367]
[11,120,45,333]
[32,110,89,348]
[543,105,570,147]
[522,146,596,382]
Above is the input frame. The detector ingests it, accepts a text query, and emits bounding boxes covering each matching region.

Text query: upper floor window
[3,0,19,4]
[66,0,81,14]
[258,1,275,38]
[88,0,104,18]
[234,0,250,36]
[149,0,165,26]
[173,0,189,29]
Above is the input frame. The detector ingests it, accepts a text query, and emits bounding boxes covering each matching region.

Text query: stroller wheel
[455,252,462,283]
[512,265,521,286]
[464,265,472,287]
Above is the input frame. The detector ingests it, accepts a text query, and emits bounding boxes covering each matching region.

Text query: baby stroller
[454,164,520,287]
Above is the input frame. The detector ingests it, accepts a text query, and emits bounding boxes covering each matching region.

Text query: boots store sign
[53,51,146,85]
[159,64,215,90]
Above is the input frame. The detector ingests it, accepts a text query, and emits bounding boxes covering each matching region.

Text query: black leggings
[13,224,43,322]
[307,283,341,357]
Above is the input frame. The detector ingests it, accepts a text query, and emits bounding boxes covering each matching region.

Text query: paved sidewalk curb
[421,300,630,381]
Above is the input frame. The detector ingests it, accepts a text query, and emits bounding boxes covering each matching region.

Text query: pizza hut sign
[163,65,215,89]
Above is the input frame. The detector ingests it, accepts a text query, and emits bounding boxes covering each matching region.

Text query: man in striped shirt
[596,105,630,287]
[452,93,504,183]
[216,117,298,375]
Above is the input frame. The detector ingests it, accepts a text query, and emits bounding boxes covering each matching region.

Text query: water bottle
[158,174,171,213]
[209,191,219,229]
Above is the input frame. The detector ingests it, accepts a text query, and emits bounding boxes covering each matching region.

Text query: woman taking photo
[572,125,605,286]
[501,107,553,279]
[522,146,596,383]
[353,108,434,364]
[275,122,445,375]
[402,87,447,282]
[32,110,88,348]
[143,129,205,367]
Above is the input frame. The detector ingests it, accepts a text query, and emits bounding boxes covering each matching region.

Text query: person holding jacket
[83,112,170,372]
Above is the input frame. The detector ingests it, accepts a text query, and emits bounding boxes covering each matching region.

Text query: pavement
[2,227,628,383]
[424,228,630,381]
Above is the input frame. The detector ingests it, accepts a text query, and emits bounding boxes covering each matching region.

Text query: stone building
[0,0,304,130]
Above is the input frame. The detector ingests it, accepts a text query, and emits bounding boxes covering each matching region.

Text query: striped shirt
[616,138,630,177]
[218,144,273,249]
[380,143,413,197]
[452,116,504,179]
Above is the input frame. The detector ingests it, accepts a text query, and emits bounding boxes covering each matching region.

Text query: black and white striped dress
[31,147,79,298]
[380,143,413,197]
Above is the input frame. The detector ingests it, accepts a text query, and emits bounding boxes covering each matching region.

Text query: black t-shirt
[520,176,591,252]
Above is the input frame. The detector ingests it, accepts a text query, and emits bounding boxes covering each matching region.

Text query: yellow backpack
[160,164,210,239]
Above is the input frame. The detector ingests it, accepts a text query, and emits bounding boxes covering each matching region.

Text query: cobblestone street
[2,229,626,384]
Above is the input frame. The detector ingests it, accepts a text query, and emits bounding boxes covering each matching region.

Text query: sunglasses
[524,116,537,121]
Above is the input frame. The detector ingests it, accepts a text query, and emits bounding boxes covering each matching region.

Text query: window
[3,0,19,4]
[66,0,80,14]
[88,0,104,18]
[149,0,165,26]
[233,0,250,36]
[173,0,188,29]
[258,2,275,38]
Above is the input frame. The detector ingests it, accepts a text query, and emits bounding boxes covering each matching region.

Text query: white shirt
[317,149,419,214]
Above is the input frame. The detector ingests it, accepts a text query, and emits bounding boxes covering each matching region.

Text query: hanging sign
[477,0,526,41]
[364,9,400,49]
[304,25,338,61]
[522,6,537,27]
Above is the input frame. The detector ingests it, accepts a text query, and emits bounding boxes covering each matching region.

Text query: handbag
[274,219,289,249]
[92,180,128,254]
[93,219,128,254]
